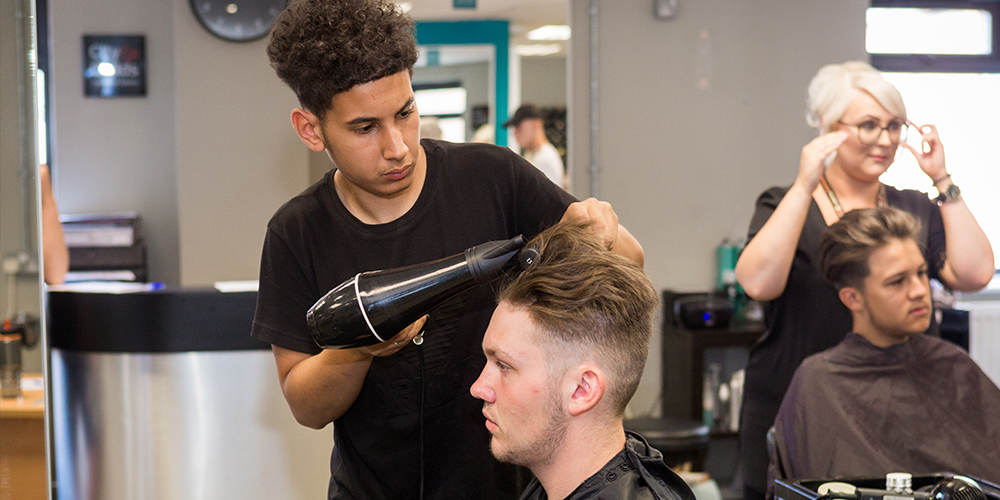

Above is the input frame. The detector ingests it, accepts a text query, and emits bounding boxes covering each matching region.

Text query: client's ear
[566,366,606,417]
[839,286,865,312]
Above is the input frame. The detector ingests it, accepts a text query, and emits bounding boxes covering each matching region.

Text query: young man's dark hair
[267,0,419,120]
[819,206,922,289]
[252,1,644,499]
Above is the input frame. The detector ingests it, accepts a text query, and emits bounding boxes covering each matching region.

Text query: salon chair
[624,416,710,470]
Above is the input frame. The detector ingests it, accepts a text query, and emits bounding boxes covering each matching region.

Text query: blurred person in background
[504,104,566,190]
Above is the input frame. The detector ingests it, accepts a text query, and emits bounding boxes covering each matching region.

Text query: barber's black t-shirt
[252,139,575,500]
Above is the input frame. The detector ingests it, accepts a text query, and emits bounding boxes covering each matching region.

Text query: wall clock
[190,0,288,42]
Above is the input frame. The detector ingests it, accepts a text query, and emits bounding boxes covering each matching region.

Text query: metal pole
[588,0,600,199]
[15,0,38,256]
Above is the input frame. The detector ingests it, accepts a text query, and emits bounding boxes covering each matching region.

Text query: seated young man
[769,207,1000,489]
[471,221,696,500]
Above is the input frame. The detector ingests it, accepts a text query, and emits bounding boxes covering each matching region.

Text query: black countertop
[48,288,271,353]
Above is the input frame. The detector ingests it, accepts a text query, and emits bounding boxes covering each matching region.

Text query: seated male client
[769,207,1000,490]
[471,221,696,500]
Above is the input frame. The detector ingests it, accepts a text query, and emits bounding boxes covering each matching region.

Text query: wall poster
[83,35,146,98]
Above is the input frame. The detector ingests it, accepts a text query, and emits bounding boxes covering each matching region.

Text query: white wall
[568,0,868,415]
[522,56,567,107]
[49,0,181,284]
[171,0,307,286]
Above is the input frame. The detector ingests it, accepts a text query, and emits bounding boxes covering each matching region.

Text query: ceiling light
[515,44,562,56]
[527,25,571,41]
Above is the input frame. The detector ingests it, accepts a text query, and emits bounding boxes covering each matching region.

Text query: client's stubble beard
[491,388,569,468]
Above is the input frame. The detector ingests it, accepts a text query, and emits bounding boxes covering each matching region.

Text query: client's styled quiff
[499,221,658,416]
[819,207,922,290]
[267,0,419,120]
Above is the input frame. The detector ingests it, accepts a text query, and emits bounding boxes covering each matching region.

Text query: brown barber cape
[769,332,1000,487]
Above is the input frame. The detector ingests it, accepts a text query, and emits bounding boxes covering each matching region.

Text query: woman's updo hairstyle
[806,61,906,134]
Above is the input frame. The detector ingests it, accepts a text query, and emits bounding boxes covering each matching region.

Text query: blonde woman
[734,61,993,500]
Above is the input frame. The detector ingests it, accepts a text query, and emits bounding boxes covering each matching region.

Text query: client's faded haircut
[819,207,922,290]
[499,221,657,416]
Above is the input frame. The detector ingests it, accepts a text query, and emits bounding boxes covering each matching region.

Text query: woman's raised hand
[902,121,947,181]
[796,131,849,191]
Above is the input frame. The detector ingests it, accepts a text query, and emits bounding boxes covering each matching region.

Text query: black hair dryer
[307,235,535,349]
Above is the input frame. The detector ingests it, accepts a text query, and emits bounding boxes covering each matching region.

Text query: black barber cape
[518,431,697,500]
[769,333,1000,488]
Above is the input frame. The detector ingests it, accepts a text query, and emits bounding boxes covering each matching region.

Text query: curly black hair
[267,0,419,120]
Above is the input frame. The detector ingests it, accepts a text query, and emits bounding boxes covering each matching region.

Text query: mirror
[413,20,511,146]
[0,0,49,498]
[413,44,494,143]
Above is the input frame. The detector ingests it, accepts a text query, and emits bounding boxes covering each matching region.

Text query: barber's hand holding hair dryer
[307,235,537,350]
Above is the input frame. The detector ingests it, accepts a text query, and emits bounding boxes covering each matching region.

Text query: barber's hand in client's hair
[560,198,619,251]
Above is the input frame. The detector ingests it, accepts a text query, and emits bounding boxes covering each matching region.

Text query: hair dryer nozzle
[466,235,526,283]
[308,234,529,349]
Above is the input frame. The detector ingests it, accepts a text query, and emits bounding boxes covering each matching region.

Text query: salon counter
[0,373,44,417]
[0,374,47,500]
[47,287,331,500]
[47,286,269,353]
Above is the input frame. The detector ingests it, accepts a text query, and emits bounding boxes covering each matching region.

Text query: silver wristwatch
[936,183,961,205]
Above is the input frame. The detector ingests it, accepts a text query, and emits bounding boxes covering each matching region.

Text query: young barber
[252,1,643,498]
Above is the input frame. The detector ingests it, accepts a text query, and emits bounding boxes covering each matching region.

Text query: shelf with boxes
[60,212,147,282]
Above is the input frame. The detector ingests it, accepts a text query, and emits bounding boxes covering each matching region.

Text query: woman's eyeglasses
[837,119,909,145]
